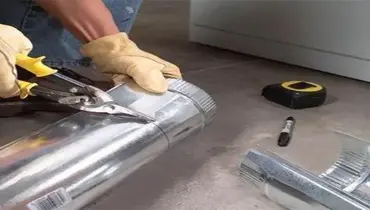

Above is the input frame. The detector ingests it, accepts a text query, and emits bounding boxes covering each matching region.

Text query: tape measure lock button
[262,80,326,109]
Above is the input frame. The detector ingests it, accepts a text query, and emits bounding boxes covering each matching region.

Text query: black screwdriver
[278,116,295,147]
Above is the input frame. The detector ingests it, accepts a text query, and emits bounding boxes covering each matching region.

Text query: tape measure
[262,81,326,109]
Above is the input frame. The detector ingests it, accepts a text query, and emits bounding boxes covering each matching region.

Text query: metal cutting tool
[15,54,155,122]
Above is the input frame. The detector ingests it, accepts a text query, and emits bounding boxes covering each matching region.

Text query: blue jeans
[0,0,142,68]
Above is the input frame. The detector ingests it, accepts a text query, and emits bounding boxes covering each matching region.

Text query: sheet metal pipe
[240,146,370,210]
[0,79,216,210]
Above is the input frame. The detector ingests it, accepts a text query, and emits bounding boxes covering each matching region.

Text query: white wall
[190,1,370,81]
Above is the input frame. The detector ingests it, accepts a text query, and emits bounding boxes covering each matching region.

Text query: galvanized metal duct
[0,79,216,210]
[240,131,370,210]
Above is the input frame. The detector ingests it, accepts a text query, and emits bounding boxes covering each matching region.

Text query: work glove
[0,24,33,98]
[81,33,182,94]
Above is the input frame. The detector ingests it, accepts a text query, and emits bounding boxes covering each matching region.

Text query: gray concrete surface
[86,1,370,209]
[2,0,370,209]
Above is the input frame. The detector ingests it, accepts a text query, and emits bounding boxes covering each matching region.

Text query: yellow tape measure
[262,80,326,109]
[281,81,323,93]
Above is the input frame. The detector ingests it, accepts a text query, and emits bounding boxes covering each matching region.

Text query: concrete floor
[2,0,370,209]
[86,1,370,209]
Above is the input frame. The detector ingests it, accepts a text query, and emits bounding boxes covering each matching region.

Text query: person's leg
[104,0,143,33]
[0,0,143,69]
[0,0,30,29]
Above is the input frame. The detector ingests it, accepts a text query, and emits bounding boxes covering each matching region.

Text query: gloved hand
[0,24,33,98]
[81,33,182,94]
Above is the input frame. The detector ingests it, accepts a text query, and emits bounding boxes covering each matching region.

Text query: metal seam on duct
[168,79,216,125]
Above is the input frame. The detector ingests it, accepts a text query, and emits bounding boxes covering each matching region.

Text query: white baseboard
[189,25,370,82]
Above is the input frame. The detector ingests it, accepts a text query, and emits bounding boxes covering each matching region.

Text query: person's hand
[81,33,182,94]
[0,24,33,98]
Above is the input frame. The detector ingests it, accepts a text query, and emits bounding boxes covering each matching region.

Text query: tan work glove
[0,24,33,98]
[81,33,182,94]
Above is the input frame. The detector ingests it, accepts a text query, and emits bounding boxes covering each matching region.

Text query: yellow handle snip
[17,80,38,99]
[16,54,57,77]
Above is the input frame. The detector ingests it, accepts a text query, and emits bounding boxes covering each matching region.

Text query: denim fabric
[0,0,142,68]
